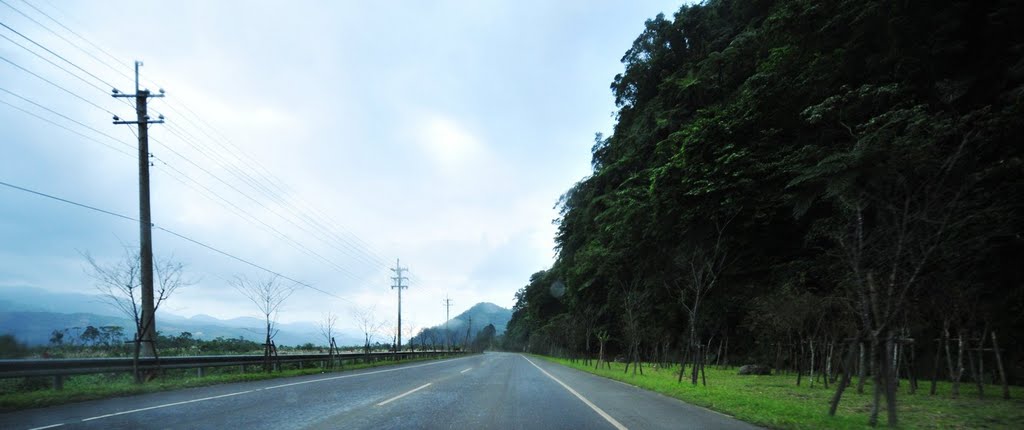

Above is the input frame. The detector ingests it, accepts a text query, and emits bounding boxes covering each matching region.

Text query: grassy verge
[0,354,459,412]
[539,357,1024,429]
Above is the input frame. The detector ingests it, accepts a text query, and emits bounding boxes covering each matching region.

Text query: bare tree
[594,329,611,370]
[385,320,399,354]
[672,216,734,385]
[231,274,295,372]
[620,280,650,376]
[85,247,192,383]
[319,312,339,367]
[825,135,974,427]
[352,305,385,359]
[402,321,419,352]
[426,329,440,351]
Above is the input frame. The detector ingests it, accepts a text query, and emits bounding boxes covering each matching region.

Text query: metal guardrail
[0,351,462,381]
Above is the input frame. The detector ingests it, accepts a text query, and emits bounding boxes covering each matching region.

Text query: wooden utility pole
[390,259,408,352]
[443,295,453,352]
[113,61,163,358]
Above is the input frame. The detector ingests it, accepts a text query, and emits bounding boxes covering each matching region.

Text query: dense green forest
[504,0,1023,426]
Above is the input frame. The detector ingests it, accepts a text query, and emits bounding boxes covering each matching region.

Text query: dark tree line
[505,0,1023,426]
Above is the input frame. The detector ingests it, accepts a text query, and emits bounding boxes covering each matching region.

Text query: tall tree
[85,246,192,382]
[231,274,295,372]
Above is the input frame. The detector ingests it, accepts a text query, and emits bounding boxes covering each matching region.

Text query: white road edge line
[26,424,64,430]
[376,383,432,406]
[521,355,628,430]
[75,355,473,423]
[460,367,472,374]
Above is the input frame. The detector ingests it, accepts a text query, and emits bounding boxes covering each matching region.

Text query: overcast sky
[0,0,682,335]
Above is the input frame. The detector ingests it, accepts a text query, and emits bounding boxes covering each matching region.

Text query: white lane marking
[460,367,472,374]
[375,383,432,406]
[262,356,471,390]
[81,390,255,421]
[26,424,64,430]
[521,355,628,430]
[76,356,473,422]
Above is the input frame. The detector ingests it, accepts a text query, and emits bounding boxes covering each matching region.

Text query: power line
[18,0,132,73]
[1,14,348,275]
[152,154,361,281]
[0,179,136,222]
[0,54,116,115]
[0,86,131,148]
[154,227,350,304]
[0,18,117,90]
[157,115,389,271]
[5,0,390,275]
[7,0,133,86]
[0,4,378,301]
[129,87,390,269]
[0,97,133,157]
[147,130,360,279]
[0,31,111,95]
[160,121,386,272]
[0,178,350,303]
[9,0,390,270]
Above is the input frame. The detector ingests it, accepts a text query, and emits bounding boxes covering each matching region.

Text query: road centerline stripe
[71,355,473,423]
[521,355,628,430]
[376,383,432,406]
[26,424,64,430]
[460,367,472,374]
[81,390,255,421]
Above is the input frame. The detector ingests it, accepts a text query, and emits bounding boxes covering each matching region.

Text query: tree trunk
[824,340,833,389]
[796,336,804,387]
[722,335,729,368]
[809,337,816,388]
[691,343,700,385]
[700,347,707,386]
[907,338,917,394]
[868,337,882,427]
[930,336,941,395]
[975,327,987,399]
[857,341,867,394]
[990,332,1009,399]
[678,343,690,382]
[884,336,898,427]
[132,333,142,384]
[829,341,858,416]
[951,330,965,398]
[892,334,900,390]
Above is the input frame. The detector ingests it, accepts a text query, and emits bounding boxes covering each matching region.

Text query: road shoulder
[528,355,762,430]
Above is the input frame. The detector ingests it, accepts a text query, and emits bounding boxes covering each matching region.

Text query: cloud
[416,115,484,168]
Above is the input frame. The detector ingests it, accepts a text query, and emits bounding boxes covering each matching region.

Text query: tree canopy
[506,0,1023,425]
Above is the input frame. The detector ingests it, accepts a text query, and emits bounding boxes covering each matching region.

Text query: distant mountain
[0,287,361,347]
[410,302,512,346]
[0,285,119,316]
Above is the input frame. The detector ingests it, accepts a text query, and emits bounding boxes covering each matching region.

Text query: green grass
[0,354,460,412]
[540,357,1024,429]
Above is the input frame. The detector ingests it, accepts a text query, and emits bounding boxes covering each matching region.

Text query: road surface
[1,352,761,429]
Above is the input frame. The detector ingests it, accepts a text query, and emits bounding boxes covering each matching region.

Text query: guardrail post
[52,375,63,391]
[197,367,205,378]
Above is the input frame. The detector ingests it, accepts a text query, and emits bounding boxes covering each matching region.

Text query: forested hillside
[505,0,1023,425]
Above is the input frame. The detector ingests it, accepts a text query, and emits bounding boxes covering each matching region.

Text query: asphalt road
[1,352,761,429]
